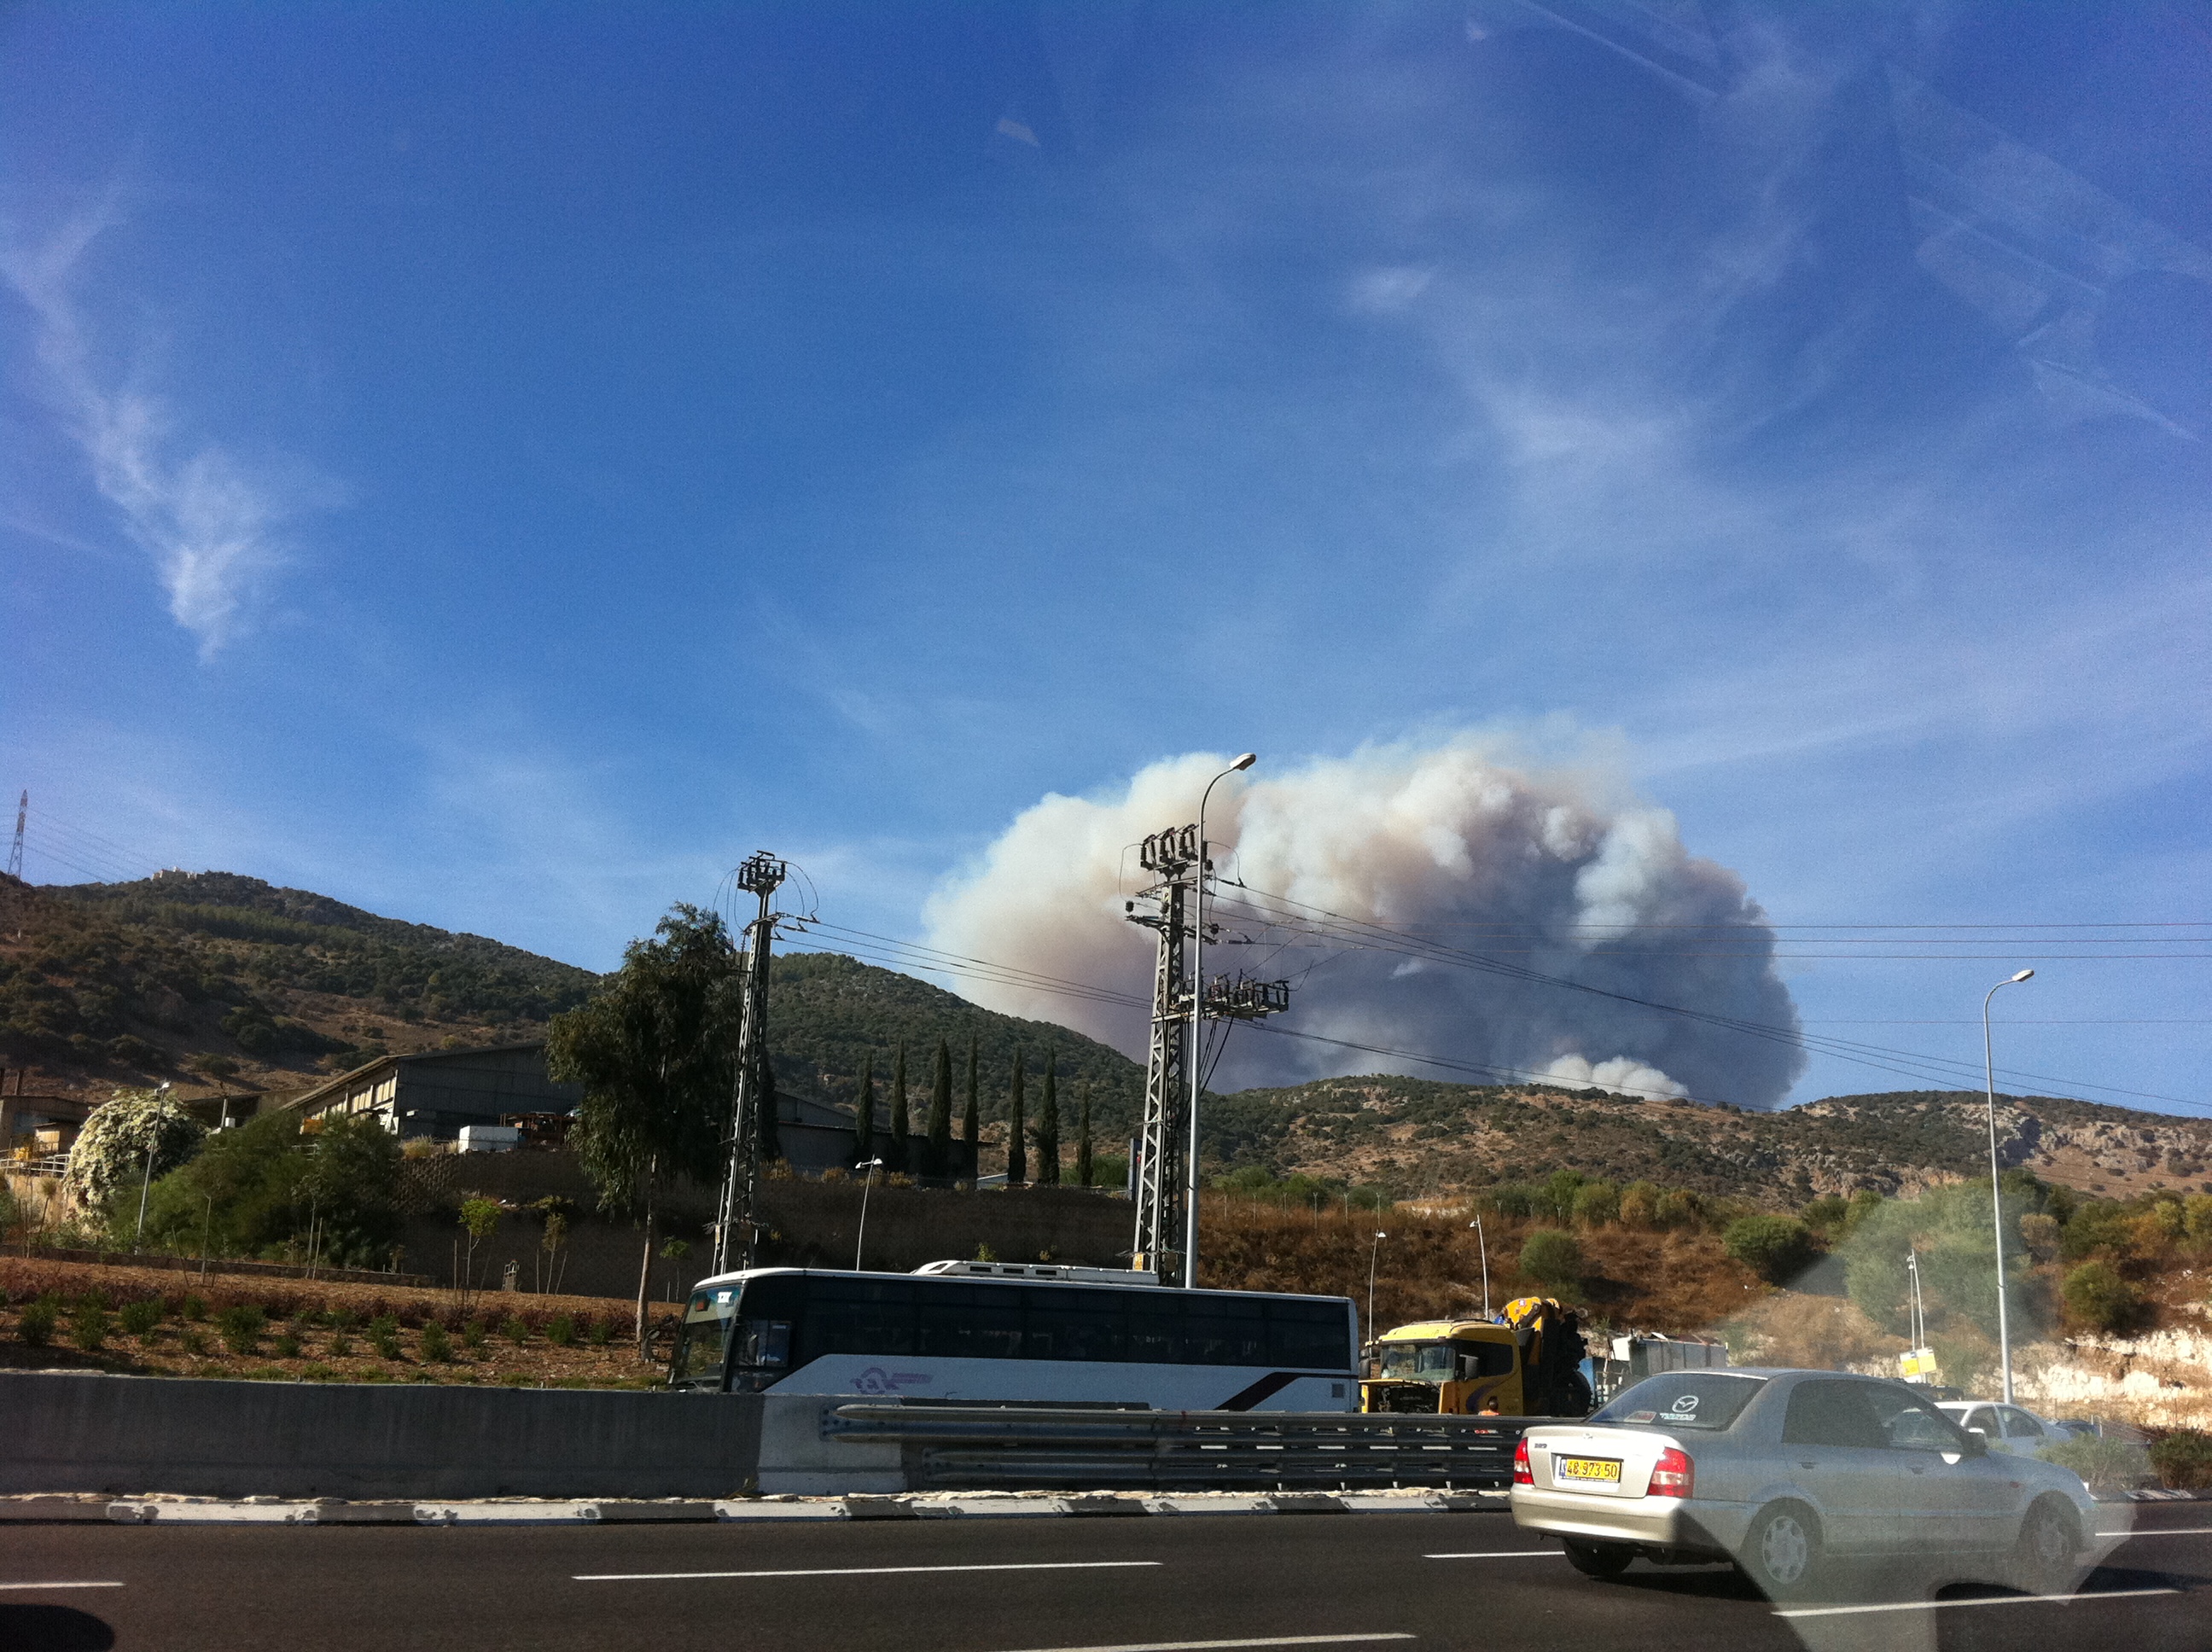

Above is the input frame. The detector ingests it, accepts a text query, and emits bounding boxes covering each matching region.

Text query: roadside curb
[2,1489,1511,1526]
[2099,1488,2212,1504]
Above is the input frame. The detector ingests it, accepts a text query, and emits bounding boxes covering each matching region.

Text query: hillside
[0,872,600,1102]
[9,871,2209,1211]
[1197,1075,2212,1204]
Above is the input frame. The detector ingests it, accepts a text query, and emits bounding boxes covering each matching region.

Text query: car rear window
[1593,1372,1766,1433]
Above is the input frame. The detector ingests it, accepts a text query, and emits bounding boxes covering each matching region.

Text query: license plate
[1555,1457,1622,1483]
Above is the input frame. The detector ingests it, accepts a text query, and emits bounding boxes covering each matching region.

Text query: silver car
[1510,1368,2103,1599]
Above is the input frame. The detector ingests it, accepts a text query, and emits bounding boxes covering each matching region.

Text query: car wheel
[2016,1498,2079,1596]
[1561,1539,1633,1579]
[1739,1503,1822,1602]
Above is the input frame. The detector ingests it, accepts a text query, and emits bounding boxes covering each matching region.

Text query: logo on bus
[851,1367,930,1394]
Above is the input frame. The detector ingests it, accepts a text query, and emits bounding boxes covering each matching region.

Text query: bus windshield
[670,1286,738,1390]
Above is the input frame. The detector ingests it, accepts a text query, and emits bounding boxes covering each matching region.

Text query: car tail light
[1648,1446,1693,1498]
[1512,1437,1533,1486]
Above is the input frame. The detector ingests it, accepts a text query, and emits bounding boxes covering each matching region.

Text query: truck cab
[1360,1296,1594,1416]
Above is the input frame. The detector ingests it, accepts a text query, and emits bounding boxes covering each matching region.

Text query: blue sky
[5,2,2209,1116]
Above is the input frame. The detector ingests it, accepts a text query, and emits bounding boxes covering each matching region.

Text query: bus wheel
[1562,1539,1633,1579]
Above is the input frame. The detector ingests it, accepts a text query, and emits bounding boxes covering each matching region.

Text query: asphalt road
[2,1504,2206,1652]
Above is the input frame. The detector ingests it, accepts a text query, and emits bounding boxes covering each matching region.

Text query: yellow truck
[1360,1296,1593,1416]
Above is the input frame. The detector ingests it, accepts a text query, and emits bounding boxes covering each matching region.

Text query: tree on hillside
[1036,1051,1060,1186]
[64,1088,207,1223]
[545,903,736,1355]
[963,1037,980,1167]
[1006,1050,1027,1185]
[1076,1081,1093,1188]
[886,1041,911,1173]
[853,1056,876,1162]
[925,1039,952,1178]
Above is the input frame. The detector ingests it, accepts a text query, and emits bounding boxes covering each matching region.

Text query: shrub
[2149,1429,2212,1492]
[181,1293,207,1321]
[546,1313,577,1347]
[178,1326,208,1356]
[272,1331,303,1358]
[500,1370,535,1387]
[2040,1432,2152,1493]
[70,1302,112,1352]
[1519,1229,1582,1290]
[119,1299,164,1338]
[61,1087,207,1208]
[217,1305,265,1355]
[1724,1215,1816,1284]
[367,1315,402,1359]
[327,1331,352,1358]
[18,1301,57,1347]
[299,1363,341,1382]
[418,1321,453,1363]
[1616,1182,1660,1229]
[1652,1188,1700,1229]
[1570,1181,1621,1228]
[502,1313,531,1347]
[588,1315,613,1347]
[2062,1260,2146,1335]
[461,1318,487,1354]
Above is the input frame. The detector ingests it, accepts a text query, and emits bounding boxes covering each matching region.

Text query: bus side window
[1266,1300,1352,1369]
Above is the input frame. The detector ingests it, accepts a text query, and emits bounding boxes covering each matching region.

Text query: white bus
[669,1261,1360,1411]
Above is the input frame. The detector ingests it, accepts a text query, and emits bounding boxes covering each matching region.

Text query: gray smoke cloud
[923,736,1805,1107]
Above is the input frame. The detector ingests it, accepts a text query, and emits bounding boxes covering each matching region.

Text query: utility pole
[712,852,788,1278]
[1125,812,1288,1286]
[7,791,23,880]
[1126,824,1196,1282]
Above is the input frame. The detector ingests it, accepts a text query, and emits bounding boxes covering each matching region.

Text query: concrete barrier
[4,1370,763,1499]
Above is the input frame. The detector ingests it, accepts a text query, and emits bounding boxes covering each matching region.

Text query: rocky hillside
[8,871,2207,1210]
[1199,1077,2212,1204]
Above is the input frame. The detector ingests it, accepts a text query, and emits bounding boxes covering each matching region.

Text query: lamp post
[853,1158,884,1272]
[1983,968,2034,1404]
[1185,751,1255,1290]
[1469,1217,1490,1318]
[1366,1229,1388,1343]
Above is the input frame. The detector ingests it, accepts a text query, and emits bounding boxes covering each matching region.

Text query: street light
[853,1158,885,1271]
[1469,1216,1490,1318]
[1983,968,2034,1404]
[1185,751,1256,1290]
[1366,1229,1388,1344]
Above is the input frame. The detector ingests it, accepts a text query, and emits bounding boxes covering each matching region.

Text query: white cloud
[3,200,329,655]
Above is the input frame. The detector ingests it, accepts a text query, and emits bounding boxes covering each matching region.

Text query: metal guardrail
[827,1403,1531,1492]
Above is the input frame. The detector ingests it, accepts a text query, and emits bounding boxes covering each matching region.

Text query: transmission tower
[712,850,788,1277]
[6,792,22,880]
[1126,824,1198,1280]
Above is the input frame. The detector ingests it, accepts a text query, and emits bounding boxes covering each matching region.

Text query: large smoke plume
[923,737,1804,1108]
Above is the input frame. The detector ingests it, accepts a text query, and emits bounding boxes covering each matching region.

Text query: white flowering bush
[62,1088,207,1213]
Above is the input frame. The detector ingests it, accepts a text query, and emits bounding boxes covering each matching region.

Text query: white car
[1510,1367,2103,1600]
[1939,1399,2060,1457]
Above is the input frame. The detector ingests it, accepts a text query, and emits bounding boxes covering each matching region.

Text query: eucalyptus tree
[546,903,737,1354]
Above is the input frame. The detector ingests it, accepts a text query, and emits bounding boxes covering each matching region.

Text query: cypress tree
[886,1040,910,1174]
[757,1053,782,1166]
[1006,1050,1027,1185]
[925,1038,952,1179]
[1075,1081,1092,1188]
[853,1056,876,1164]
[962,1037,980,1179]
[1036,1050,1060,1185]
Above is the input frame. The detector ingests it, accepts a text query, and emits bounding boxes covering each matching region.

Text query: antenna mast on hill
[712,850,789,1277]
[7,792,23,879]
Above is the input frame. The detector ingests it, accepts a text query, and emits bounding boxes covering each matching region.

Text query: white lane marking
[990,1637,1415,1652]
[575,1560,1163,1582]
[1777,1586,2180,1620]
[2098,1527,2212,1538]
[0,1582,125,1591]
[1423,1550,1564,1560]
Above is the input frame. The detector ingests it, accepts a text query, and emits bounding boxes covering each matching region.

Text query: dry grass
[1196,1198,1762,1335]
[1,1257,675,1387]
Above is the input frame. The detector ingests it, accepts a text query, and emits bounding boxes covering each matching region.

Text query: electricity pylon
[712,850,787,1277]
[1125,824,1289,1283]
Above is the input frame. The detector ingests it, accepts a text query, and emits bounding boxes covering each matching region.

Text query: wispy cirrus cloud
[3,198,332,656]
